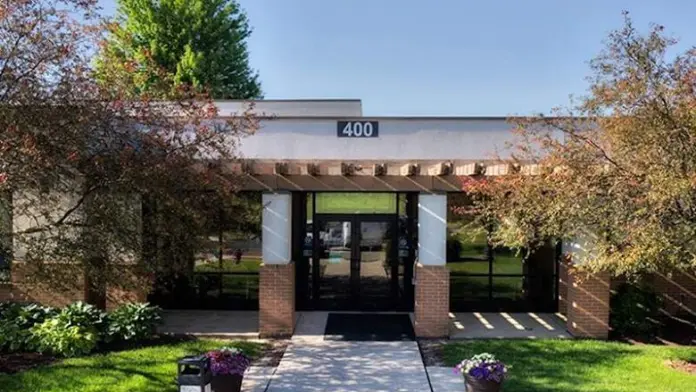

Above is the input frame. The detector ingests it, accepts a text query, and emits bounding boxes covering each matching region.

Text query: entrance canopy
[230,159,539,192]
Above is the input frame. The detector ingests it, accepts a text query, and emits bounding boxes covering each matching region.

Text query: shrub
[59,302,109,339]
[107,303,162,342]
[610,282,661,337]
[0,302,56,352]
[30,317,97,357]
[29,302,107,357]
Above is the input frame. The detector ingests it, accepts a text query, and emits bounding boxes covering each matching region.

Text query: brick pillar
[259,263,295,338]
[566,267,611,339]
[414,263,450,338]
[558,258,570,316]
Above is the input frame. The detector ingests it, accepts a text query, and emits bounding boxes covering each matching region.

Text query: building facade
[2,99,694,339]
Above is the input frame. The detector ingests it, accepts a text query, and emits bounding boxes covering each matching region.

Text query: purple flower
[206,347,251,376]
[454,353,508,383]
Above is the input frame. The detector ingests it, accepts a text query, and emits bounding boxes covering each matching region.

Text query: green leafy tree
[465,13,696,277]
[0,0,258,308]
[95,0,262,99]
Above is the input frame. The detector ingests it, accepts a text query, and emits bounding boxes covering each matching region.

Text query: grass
[444,340,696,392]
[0,339,264,392]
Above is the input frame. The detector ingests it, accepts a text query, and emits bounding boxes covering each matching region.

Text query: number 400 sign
[337,121,379,138]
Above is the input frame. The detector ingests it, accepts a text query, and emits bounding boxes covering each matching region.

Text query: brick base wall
[414,263,450,338]
[1,262,151,309]
[611,269,696,318]
[2,262,85,307]
[106,266,152,310]
[652,270,696,317]
[259,263,295,338]
[567,267,611,339]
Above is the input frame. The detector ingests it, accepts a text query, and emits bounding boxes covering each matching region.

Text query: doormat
[324,313,415,341]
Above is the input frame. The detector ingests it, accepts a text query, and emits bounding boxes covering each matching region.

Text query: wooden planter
[464,375,503,392]
[211,374,243,392]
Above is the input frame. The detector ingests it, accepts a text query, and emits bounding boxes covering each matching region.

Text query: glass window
[0,191,11,281]
[447,192,558,312]
[314,192,397,214]
[492,246,524,274]
[193,192,262,273]
[446,192,489,270]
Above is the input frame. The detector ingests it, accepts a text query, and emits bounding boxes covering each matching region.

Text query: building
[2,99,694,339]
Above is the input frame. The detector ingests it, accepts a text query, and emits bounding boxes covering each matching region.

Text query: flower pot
[211,374,243,392]
[464,375,503,392]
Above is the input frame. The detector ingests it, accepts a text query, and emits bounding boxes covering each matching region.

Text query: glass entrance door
[357,219,397,309]
[314,219,354,309]
[313,215,400,310]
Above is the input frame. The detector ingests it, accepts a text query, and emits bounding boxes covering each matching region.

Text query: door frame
[312,213,400,310]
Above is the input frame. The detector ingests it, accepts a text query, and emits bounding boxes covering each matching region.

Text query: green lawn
[0,339,264,392]
[444,340,696,392]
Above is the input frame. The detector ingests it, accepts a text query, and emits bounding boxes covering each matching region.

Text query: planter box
[211,374,243,392]
[464,375,503,392]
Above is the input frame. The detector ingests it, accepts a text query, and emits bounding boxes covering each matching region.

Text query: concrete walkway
[450,312,570,339]
[266,312,432,392]
[159,310,259,338]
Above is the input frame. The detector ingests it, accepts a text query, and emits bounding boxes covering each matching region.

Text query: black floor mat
[324,313,415,341]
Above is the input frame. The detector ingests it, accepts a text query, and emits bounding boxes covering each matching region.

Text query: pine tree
[96,0,262,99]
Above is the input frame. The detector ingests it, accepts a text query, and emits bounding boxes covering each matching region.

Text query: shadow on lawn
[0,338,265,392]
[444,340,642,392]
[2,357,178,392]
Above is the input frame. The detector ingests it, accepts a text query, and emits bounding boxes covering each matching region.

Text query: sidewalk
[265,312,431,392]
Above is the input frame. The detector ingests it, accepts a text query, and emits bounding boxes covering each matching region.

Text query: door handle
[412,257,418,285]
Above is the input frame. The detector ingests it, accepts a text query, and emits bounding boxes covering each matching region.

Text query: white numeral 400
[342,122,374,137]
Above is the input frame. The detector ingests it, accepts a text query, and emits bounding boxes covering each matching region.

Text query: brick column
[558,258,570,316]
[259,193,295,338]
[414,263,450,338]
[566,267,611,339]
[259,263,295,338]
[415,193,450,338]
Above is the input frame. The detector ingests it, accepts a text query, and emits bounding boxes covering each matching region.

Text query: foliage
[56,302,109,339]
[463,12,696,276]
[95,0,262,99]
[0,0,259,307]
[0,301,164,356]
[107,302,162,342]
[610,282,661,337]
[206,346,251,376]
[444,340,696,392]
[30,317,98,357]
[455,352,507,383]
[29,302,107,356]
[0,302,56,352]
[0,339,264,391]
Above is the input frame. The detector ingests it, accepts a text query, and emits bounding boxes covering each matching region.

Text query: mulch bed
[418,339,448,367]
[665,359,696,375]
[253,339,289,367]
[0,352,56,374]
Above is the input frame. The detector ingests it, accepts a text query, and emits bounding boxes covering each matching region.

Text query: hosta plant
[107,303,162,342]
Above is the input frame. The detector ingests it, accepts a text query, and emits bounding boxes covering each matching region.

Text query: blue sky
[97,0,695,116]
